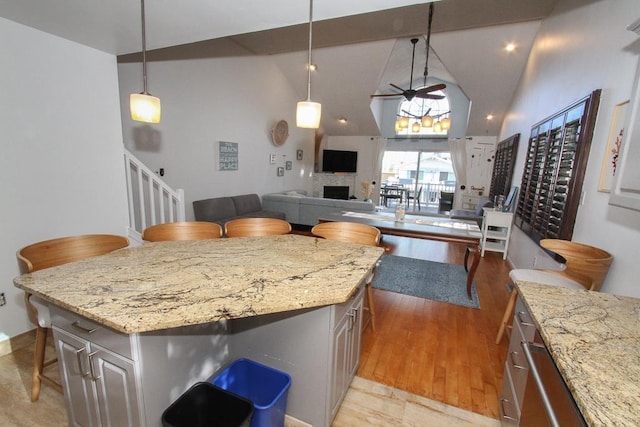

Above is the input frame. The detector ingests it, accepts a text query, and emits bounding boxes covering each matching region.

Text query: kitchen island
[14,234,384,427]
[514,282,640,426]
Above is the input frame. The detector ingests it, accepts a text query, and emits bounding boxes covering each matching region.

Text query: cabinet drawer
[499,367,520,426]
[506,318,529,410]
[513,297,536,342]
[50,305,133,359]
[333,283,365,325]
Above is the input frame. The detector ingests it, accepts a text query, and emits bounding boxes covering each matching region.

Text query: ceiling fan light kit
[296,0,321,129]
[130,0,161,124]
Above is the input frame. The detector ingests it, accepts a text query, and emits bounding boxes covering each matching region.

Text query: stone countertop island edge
[13,234,385,334]
[515,281,640,427]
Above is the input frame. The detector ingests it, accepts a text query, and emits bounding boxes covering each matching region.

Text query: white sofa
[261,190,375,226]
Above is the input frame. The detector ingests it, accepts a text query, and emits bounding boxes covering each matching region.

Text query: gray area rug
[372,255,480,309]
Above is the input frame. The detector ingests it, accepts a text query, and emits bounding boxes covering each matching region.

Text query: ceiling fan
[370,38,446,102]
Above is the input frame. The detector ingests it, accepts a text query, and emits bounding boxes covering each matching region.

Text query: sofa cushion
[232,194,262,215]
[193,197,236,222]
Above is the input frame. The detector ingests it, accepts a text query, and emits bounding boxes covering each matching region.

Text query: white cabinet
[481,208,514,259]
[330,284,364,421]
[52,307,142,427]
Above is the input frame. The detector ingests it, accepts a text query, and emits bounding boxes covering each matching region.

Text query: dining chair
[406,185,423,211]
[438,191,454,213]
[142,221,223,241]
[495,239,613,344]
[16,234,130,401]
[224,217,292,237]
[311,221,381,332]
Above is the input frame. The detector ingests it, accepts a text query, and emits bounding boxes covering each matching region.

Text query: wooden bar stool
[17,234,130,401]
[311,221,381,332]
[224,218,291,237]
[142,221,223,241]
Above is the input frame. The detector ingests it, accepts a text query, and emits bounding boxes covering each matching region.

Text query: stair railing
[124,149,185,241]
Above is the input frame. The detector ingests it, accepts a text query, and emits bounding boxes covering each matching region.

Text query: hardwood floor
[358,235,511,419]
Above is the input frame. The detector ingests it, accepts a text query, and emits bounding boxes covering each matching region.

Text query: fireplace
[324,186,349,200]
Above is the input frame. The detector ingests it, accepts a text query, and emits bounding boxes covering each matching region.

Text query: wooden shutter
[514,90,601,243]
[489,133,520,199]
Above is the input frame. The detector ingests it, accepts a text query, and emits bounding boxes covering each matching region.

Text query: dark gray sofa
[193,194,285,226]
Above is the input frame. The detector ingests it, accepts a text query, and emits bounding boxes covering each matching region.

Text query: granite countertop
[14,234,384,334]
[515,282,640,427]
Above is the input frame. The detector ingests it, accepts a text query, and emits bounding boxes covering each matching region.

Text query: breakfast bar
[14,234,384,427]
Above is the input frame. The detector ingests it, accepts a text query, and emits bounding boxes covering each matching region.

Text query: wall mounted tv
[322,149,358,173]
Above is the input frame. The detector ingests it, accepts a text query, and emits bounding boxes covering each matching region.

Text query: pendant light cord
[141,0,148,95]
[306,0,313,101]
[423,2,433,86]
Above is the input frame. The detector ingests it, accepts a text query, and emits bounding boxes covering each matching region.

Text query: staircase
[124,149,185,243]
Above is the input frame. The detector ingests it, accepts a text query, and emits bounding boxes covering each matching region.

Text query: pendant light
[130,0,161,123]
[296,0,321,128]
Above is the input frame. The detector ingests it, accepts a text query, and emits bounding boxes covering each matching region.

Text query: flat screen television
[322,149,358,173]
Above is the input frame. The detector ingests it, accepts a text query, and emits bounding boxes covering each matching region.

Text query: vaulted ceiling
[1,0,565,136]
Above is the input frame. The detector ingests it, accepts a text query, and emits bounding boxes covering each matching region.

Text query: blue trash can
[212,359,292,427]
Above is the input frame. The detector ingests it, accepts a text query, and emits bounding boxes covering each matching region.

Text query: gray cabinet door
[54,326,100,427]
[92,345,141,427]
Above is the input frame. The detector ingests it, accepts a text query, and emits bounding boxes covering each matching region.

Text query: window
[380,150,455,211]
[395,89,450,137]
[515,90,600,242]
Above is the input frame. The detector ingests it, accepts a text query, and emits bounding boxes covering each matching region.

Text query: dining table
[319,210,483,299]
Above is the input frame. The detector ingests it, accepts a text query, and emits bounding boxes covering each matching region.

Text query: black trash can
[162,382,253,427]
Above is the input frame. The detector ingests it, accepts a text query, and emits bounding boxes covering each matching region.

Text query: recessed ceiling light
[505,43,516,52]
[307,63,318,71]
[339,117,347,124]
[486,114,494,120]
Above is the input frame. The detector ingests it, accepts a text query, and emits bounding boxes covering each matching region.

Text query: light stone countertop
[14,234,384,334]
[515,282,640,427]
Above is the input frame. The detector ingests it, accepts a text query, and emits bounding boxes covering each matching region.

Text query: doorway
[380,150,456,214]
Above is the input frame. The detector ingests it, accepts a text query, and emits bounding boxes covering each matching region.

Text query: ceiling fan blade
[415,93,445,100]
[370,93,404,98]
[416,83,447,95]
[389,83,406,92]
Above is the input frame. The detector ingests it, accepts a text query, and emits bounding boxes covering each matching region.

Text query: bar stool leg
[496,287,517,344]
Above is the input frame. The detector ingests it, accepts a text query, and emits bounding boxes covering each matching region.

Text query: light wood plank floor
[358,235,511,420]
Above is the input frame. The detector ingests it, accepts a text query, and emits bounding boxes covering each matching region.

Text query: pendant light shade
[421,115,434,128]
[440,117,451,130]
[130,93,161,123]
[296,0,321,128]
[130,0,161,124]
[411,122,421,133]
[297,101,322,128]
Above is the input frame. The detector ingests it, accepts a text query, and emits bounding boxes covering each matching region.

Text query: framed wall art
[297,149,303,160]
[277,167,284,177]
[218,141,238,171]
[598,100,629,192]
[286,161,292,170]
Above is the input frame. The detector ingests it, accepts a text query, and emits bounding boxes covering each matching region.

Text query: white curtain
[448,137,468,207]
[372,137,388,204]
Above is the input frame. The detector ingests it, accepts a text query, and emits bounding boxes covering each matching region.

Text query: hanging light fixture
[420,3,450,132]
[397,116,410,129]
[411,122,421,133]
[130,0,161,123]
[296,0,321,128]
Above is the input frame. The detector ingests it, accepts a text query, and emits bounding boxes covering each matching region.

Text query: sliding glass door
[380,150,456,213]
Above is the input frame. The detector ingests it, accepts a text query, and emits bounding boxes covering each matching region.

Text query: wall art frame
[218,141,238,171]
[598,100,629,192]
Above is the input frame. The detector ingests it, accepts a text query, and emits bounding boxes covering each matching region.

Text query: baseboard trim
[0,329,35,357]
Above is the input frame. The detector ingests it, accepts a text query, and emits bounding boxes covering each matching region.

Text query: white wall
[0,18,129,339]
[117,55,315,220]
[500,0,640,296]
